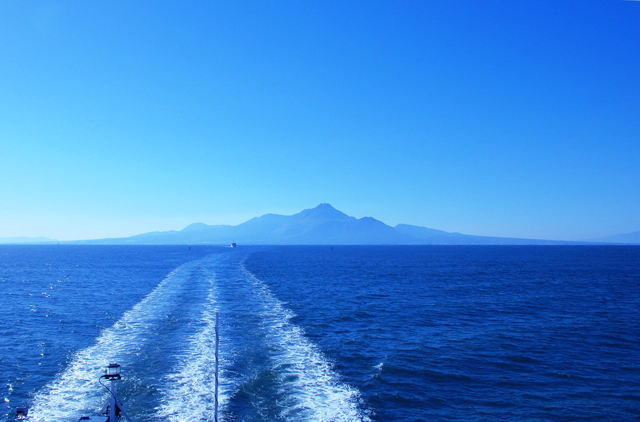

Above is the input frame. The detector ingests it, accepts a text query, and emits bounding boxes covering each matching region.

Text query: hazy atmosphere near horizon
[1,0,639,241]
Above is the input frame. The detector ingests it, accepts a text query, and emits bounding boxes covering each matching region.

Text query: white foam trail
[27,258,208,422]
[155,254,370,421]
[154,277,227,422]
[241,263,371,422]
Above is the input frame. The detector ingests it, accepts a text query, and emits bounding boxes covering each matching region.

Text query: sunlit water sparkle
[1,245,639,421]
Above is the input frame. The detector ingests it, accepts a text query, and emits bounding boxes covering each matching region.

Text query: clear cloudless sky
[1,0,639,241]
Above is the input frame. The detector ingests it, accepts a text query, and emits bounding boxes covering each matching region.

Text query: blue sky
[1,0,639,241]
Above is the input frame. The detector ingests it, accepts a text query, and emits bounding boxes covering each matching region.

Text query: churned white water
[27,252,369,421]
[27,259,207,421]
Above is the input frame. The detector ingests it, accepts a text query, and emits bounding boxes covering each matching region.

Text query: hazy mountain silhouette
[72,203,587,245]
[589,231,640,244]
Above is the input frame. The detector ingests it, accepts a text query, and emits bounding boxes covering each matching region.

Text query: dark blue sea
[1,245,639,421]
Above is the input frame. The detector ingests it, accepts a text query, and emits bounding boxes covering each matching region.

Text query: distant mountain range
[64,203,633,245]
[589,231,640,244]
[3,205,636,245]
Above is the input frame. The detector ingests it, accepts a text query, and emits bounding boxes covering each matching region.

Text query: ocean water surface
[1,245,639,421]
